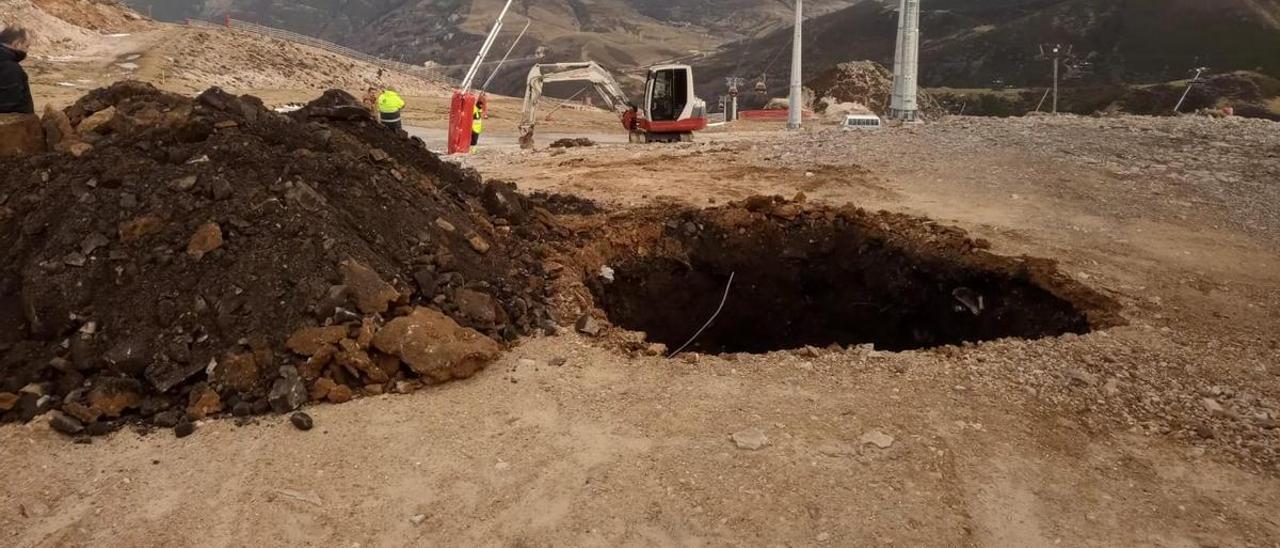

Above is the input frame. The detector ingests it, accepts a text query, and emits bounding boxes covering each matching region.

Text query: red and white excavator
[518,62,708,148]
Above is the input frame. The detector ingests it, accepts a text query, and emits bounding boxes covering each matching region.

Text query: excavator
[518,62,707,148]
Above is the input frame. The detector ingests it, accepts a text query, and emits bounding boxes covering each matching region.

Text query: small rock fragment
[186,383,223,420]
[731,428,769,450]
[118,214,163,242]
[49,412,85,436]
[231,401,253,417]
[1067,369,1098,387]
[209,177,233,201]
[339,259,399,314]
[87,377,143,418]
[575,314,603,337]
[326,384,353,403]
[1201,398,1228,417]
[63,252,87,267]
[860,430,895,449]
[467,233,490,254]
[171,175,198,192]
[269,374,308,414]
[64,402,102,424]
[152,409,183,428]
[174,420,196,438]
[456,289,499,326]
[186,222,223,260]
[80,232,109,255]
[86,421,115,437]
[1103,379,1121,396]
[286,326,349,356]
[290,412,314,431]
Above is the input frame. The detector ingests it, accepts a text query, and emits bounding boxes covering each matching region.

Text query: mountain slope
[123,1,853,84]
[699,0,1280,100]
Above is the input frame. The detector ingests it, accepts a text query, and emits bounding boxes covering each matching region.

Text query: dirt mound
[31,0,147,32]
[0,81,558,435]
[0,0,107,56]
[809,61,944,120]
[549,137,596,148]
[152,29,452,97]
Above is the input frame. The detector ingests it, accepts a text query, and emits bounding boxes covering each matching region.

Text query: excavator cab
[645,66,689,122]
[637,64,706,142]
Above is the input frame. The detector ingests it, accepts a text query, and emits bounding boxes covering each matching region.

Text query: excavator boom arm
[519,62,635,148]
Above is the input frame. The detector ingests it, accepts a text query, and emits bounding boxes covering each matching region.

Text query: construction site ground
[5,111,1280,546]
[4,2,1280,547]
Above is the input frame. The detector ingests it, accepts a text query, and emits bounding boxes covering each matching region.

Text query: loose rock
[186,222,223,260]
[339,259,399,314]
[269,374,308,414]
[731,428,770,450]
[49,412,85,436]
[860,430,895,449]
[372,307,500,382]
[87,377,143,418]
[575,314,603,337]
[290,412,314,431]
[186,383,224,420]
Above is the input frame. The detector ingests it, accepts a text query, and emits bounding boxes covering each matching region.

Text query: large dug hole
[590,205,1115,354]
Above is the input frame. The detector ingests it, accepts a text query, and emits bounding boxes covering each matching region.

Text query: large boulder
[372,307,500,383]
[0,113,46,157]
[42,105,77,150]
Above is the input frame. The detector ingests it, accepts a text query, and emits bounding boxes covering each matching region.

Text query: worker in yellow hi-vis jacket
[471,94,486,146]
[377,88,405,131]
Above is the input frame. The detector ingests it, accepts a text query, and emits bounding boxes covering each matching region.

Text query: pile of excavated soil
[0,81,561,436]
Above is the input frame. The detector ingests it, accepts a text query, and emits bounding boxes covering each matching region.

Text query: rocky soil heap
[809,61,945,121]
[0,81,559,436]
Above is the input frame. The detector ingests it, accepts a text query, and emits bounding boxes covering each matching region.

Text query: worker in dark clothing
[0,26,34,115]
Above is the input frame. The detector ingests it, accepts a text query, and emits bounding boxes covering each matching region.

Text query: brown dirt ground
[4,115,1280,545]
[4,4,1280,547]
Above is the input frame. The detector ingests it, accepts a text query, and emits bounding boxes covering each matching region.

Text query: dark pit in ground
[588,201,1118,354]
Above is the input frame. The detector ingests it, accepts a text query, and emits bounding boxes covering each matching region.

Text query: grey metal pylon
[890,0,921,122]
[787,0,803,130]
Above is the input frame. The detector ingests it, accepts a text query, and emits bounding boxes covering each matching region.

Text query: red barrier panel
[447,92,478,155]
[738,109,816,120]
